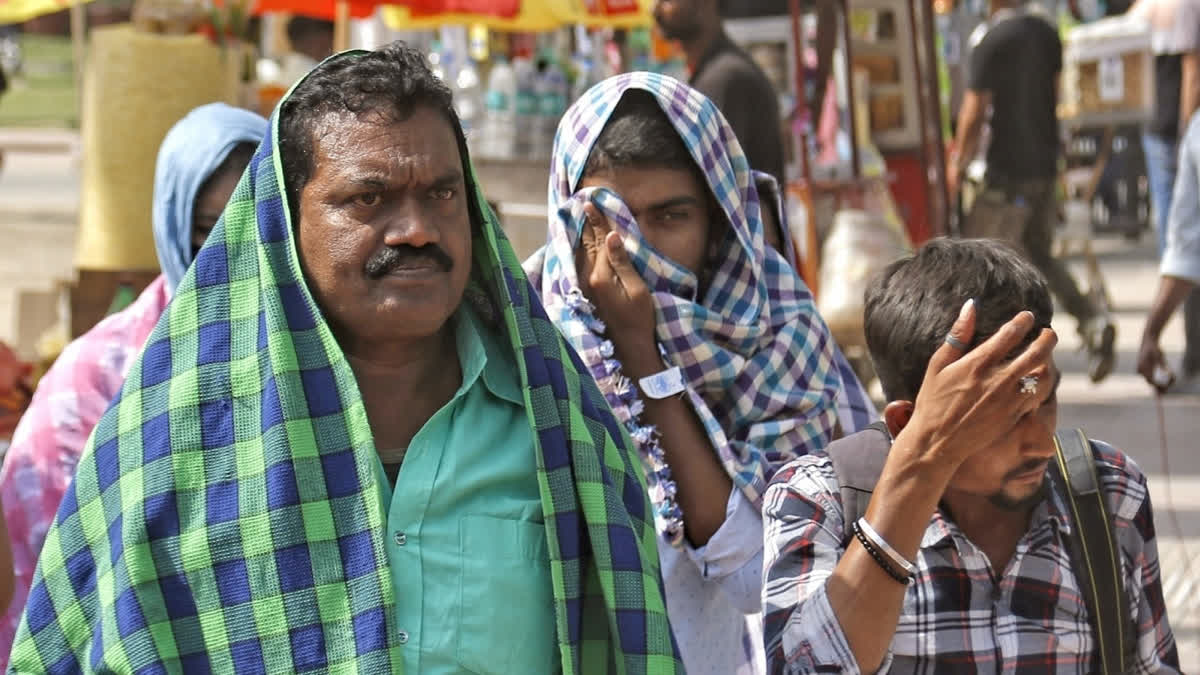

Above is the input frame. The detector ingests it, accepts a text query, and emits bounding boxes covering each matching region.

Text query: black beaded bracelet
[852,520,911,585]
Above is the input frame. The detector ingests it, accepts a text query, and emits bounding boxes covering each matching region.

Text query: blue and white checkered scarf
[524,72,841,546]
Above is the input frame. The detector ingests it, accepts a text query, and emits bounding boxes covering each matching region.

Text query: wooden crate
[1075,51,1152,116]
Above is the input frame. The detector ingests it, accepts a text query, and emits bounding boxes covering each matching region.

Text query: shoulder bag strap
[829,421,892,541]
[1050,428,1132,674]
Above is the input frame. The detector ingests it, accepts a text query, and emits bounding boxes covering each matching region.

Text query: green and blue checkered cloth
[9,55,681,674]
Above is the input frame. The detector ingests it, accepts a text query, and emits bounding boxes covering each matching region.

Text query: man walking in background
[1140,113,1200,393]
[280,15,335,83]
[653,0,787,183]
[949,0,1117,383]
[1132,0,1200,391]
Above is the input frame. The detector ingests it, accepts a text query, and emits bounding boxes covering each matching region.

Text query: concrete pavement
[0,129,1197,669]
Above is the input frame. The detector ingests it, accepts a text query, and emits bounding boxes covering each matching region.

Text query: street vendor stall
[723,0,948,246]
[844,0,950,243]
[720,0,946,384]
[2,0,262,339]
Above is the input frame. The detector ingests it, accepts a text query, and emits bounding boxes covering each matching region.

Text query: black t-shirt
[1152,53,1183,140]
[690,34,786,183]
[969,13,1062,179]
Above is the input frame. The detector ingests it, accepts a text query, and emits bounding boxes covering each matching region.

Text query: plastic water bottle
[428,40,444,81]
[571,55,596,103]
[535,59,568,160]
[481,56,517,160]
[513,57,538,159]
[454,59,484,155]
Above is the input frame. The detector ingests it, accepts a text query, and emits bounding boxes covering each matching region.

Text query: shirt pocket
[457,515,559,674]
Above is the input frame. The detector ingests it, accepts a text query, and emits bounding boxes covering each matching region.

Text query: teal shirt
[371,307,560,675]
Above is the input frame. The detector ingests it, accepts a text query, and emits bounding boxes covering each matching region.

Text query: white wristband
[638,366,686,400]
[857,518,917,577]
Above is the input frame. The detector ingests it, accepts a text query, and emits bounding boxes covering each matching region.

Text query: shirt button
[393,531,407,546]
[397,630,409,645]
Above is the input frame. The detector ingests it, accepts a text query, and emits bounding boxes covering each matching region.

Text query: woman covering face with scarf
[525,72,842,674]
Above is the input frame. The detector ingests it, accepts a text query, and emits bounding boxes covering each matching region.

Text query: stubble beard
[987,476,1049,512]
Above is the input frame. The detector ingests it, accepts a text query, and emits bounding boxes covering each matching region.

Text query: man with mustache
[762,238,1180,674]
[8,42,681,673]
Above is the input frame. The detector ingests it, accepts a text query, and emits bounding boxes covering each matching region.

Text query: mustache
[364,245,453,279]
[1004,458,1050,481]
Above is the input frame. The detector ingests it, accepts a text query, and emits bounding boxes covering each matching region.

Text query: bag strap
[1049,428,1131,675]
[828,421,892,532]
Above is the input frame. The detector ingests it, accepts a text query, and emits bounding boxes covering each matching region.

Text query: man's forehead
[310,106,459,153]
[308,107,463,173]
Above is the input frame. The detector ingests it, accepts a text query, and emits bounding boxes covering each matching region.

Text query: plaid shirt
[762,440,1181,674]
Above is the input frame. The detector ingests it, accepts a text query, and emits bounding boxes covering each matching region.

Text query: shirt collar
[453,304,523,406]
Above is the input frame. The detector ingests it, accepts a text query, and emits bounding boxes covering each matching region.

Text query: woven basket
[75,24,243,271]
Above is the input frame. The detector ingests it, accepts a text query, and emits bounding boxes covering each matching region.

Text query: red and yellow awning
[0,0,81,25]
[381,0,651,32]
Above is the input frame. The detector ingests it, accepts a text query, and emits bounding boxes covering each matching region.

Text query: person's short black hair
[209,142,257,186]
[582,90,701,180]
[286,16,333,45]
[864,238,1054,402]
[278,41,479,226]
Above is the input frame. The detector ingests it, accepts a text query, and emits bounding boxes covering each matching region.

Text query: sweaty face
[579,165,714,279]
[945,364,1062,512]
[192,162,246,256]
[653,0,705,42]
[295,106,473,354]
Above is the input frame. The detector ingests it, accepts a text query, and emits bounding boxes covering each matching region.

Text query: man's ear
[883,400,915,439]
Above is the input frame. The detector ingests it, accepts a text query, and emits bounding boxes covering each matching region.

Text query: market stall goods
[130,0,208,35]
[1060,16,1155,123]
[817,208,911,358]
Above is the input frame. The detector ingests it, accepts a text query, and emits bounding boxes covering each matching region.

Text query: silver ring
[944,334,967,350]
[1019,375,1039,395]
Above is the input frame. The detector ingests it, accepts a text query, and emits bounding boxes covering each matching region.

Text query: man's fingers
[575,214,597,290]
[1005,331,1058,412]
[589,219,615,291]
[926,298,977,375]
[584,203,611,238]
[1137,337,1164,380]
[970,310,1037,367]
[605,231,642,294]
[1003,327,1058,383]
[1138,345,1169,389]
[580,204,622,291]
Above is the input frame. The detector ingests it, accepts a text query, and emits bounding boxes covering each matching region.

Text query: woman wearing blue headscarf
[0,102,265,665]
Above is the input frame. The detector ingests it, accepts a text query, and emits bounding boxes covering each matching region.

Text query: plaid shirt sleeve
[761,456,892,675]
[1095,443,1183,674]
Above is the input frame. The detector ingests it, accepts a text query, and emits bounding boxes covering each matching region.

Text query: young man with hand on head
[763,238,1180,674]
